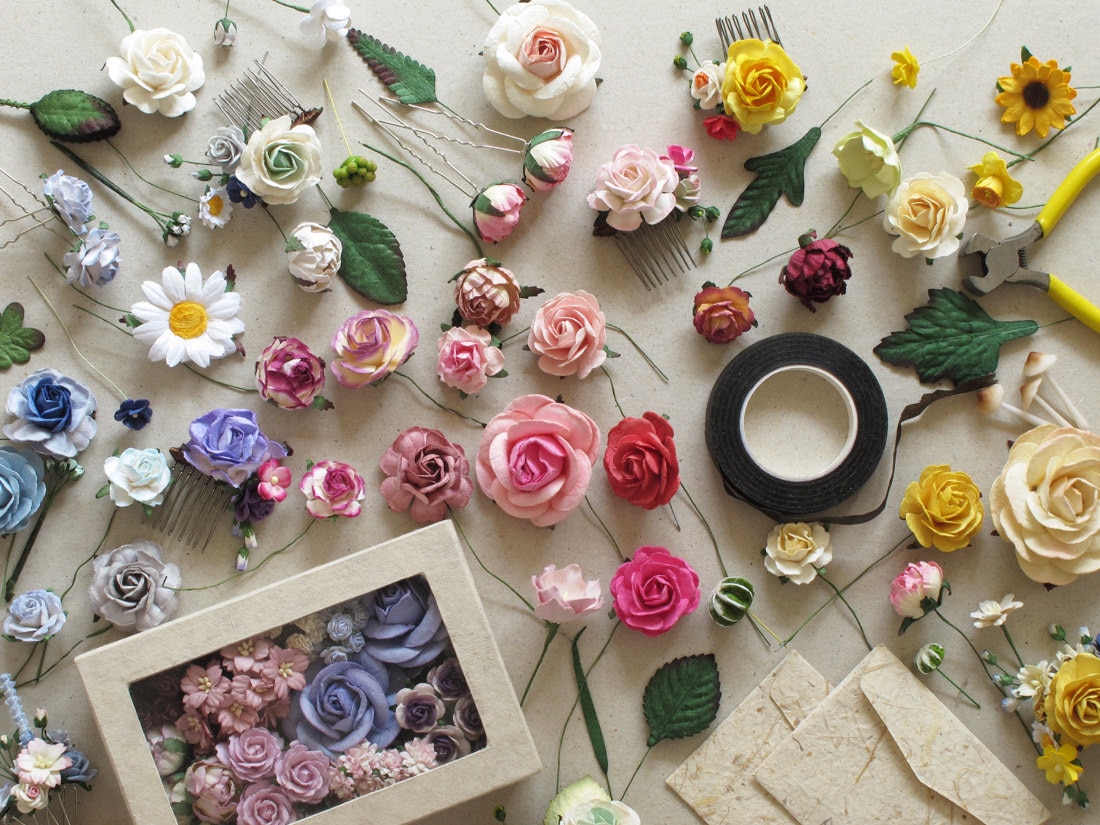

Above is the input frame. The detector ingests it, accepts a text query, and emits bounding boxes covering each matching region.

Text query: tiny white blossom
[970,593,1023,628]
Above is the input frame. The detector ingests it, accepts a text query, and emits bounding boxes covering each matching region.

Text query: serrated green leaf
[30,89,121,144]
[346,30,437,104]
[643,654,721,747]
[572,628,609,776]
[721,127,821,238]
[873,288,1037,384]
[0,303,45,370]
[328,208,408,304]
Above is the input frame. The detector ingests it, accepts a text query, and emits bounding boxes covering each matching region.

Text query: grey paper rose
[3,589,66,641]
[88,539,181,631]
[360,577,449,668]
[206,125,247,173]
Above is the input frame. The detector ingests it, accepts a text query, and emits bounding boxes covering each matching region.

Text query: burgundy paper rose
[379,427,473,523]
[255,336,327,410]
[692,284,755,344]
[779,232,853,311]
[610,546,700,637]
[603,412,680,509]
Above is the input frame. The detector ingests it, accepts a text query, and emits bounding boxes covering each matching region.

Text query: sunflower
[995,55,1077,138]
[131,263,244,368]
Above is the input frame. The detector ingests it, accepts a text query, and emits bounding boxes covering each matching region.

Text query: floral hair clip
[213,60,322,136]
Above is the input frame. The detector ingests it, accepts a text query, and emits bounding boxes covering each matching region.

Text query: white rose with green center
[236,116,323,206]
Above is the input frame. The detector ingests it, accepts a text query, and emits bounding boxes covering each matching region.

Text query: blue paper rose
[182,408,287,487]
[3,369,97,459]
[3,589,66,642]
[360,577,450,668]
[0,446,46,534]
[60,748,97,783]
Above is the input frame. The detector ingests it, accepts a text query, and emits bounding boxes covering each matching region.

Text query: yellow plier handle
[1048,275,1100,334]
[1035,145,1100,235]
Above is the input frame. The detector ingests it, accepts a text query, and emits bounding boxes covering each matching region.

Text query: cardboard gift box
[76,521,540,825]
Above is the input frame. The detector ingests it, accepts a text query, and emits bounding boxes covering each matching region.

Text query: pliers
[960,145,1100,333]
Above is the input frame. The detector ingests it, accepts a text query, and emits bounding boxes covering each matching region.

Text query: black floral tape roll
[705,332,888,518]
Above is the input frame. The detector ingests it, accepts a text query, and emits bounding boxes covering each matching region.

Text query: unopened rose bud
[214,18,237,47]
[164,153,183,168]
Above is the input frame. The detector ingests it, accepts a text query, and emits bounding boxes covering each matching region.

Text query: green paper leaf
[0,303,45,370]
[643,654,721,747]
[873,288,1038,384]
[327,208,408,304]
[346,30,437,105]
[29,89,121,144]
[721,127,821,238]
[571,628,609,776]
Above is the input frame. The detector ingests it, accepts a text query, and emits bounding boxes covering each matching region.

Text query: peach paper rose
[883,172,969,259]
[454,259,523,327]
[721,38,804,134]
[692,284,755,343]
[899,464,984,552]
[476,394,600,527]
[437,326,505,395]
[1044,652,1100,747]
[528,290,606,379]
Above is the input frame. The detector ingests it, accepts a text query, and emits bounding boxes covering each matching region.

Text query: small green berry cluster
[333,155,377,188]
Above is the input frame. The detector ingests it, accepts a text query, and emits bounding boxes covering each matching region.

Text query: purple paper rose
[3,369,97,459]
[274,742,330,804]
[236,781,296,825]
[425,724,471,764]
[182,409,287,488]
[360,577,450,668]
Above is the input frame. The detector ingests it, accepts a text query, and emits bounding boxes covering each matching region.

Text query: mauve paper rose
[610,546,700,637]
[437,326,505,395]
[0,446,46,534]
[236,781,295,825]
[426,724,471,764]
[287,656,399,754]
[453,695,483,739]
[42,171,93,233]
[603,412,680,509]
[185,757,240,823]
[63,228,121,288]
[299,460,365,518]
[256,337,327,411]
[473,183,527,243]
[528,290,607,379]
[883,171,969,259]
[427,658,468,700]
[692,284,755,344]
[3,589,66,642]
[524,128,574,191]
[379,427,473,523]
[361,578,449,668]
[482,0,601,120]
[88,539,181,631]
[287,221,342,292]
[889,560,945,620]
[4,368,97,459]
[394,684,445,733]
[103,447,171,508]
[275,742,330,804]
[587,145,679,232]
[330,309,419,389]
[833,121,902,198]
[215,728,282,783]
[182,409,288,488]
[721,38,804,134]
[763,522,832,584]
[532,563,604,623]
[454,259,523,327]
[476,394,601,527]
[235,115,323,206]
[105,28,205,117]
[779,233,853,311]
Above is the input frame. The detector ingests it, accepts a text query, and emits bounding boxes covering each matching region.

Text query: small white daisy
[199,185,233,229]
[131,263,244,368]
[1014,660,1052,698]
[969,593,1023,628]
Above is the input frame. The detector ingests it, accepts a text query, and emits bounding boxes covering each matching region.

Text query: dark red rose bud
[779,233,854,311]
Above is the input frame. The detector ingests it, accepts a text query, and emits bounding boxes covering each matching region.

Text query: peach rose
[692,284,755,343]
[528,291,606,378]
[883,172,969,259]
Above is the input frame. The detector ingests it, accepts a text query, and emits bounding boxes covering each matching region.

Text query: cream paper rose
[482,0,602,120]
[235,116,323,206]
[883,171,968,258]
[833,121,902,198]
[990,424,1100,585]
[690,62,725,109]
[763,522,832,584]
[105,28,205,117]
[287,221,342,292]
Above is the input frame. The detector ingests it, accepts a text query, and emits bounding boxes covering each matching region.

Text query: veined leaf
[327,208,408,304]
[347,30,437,105]
[643,654,721,747]
[874,288,1038,384]
[30,90,121,143]
[0,303,45,370]
[721,127,821,238]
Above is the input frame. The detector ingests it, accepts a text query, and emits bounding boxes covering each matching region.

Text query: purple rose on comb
[182,408,287,487]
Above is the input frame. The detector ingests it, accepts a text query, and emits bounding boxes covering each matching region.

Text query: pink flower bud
[523,129,574,191]
[473,182,527,242]
[532,563,604,623]
[890,561,945,619]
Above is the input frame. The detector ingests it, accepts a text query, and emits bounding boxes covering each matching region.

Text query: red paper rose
[603,412,680,509]
[779,232,853,311]
[610,546,700,636]
[692,284,755,343]
[703,114,742,141]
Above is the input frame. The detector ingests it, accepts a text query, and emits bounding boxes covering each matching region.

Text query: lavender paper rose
[3,589,66,641]
[360,577,449,668]
[182,408,288,488]
[3,369,97,459]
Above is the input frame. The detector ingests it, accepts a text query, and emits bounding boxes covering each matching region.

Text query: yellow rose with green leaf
[1044,652,1100,747]
[720,39,804,134]
[899,464,983,551]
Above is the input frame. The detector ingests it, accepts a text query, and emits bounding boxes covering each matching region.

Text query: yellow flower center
[207,194,224,217]
[168,301,208,339]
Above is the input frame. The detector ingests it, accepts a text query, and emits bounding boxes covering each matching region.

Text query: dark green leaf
[328,208,408,304]
[30,90,121,143]
[873,288,1037,384]
[643,654,721,747]
[0,303,45,370]
[721,127,820,238]
[346,30,437,104]
[571,628,609,776]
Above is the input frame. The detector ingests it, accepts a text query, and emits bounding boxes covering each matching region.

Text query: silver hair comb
[716,5,781,51]
[614,220,697,290]
[214,60,321,132]
[143,450,235,550]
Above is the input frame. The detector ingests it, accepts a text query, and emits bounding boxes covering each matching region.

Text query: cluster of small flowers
[41,170,121,287]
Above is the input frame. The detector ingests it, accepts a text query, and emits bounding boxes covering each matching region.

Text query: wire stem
[599,365,626,419]
[105,140,198,202]
[170,520,315,591]
[936,669,982,708]
[819,78,873,129]
[606,322,667,383]
[584,496,623,560]
[448,508,534,611]
[817,570,871,650]
[394,371,486,427]
[107,0,136,32]
[520,622,560,706]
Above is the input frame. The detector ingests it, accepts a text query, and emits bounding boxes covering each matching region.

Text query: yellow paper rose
[1044,652,1100,747]
[968,152,1023,209]
[899,464,984,552]
[890,47,919,88]
[720,39,804,135]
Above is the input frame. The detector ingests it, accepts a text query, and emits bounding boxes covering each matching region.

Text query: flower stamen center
[1023,80,1051,110]
[168,301,209,339]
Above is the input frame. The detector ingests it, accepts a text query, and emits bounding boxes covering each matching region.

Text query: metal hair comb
[214,60,321,132]
[143,450,235,550]
[716,5,781,51]
[615,219,697,290]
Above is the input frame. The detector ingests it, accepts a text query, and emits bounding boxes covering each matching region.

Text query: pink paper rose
[476,394,600,527]
[437,326,505,395]
[274,742,330,804]
[299,460,365,518]
[379,427,473,523]
[454,259,523,327]
[610,546,700,636]
[236,781,295,825]
[215,728,282,783]
[185,757,240,824]
[256,336,327,410]
[473,182,527,243]
[528,290,606,378]
[330,309,418,389]
[587,144,679,232]
[532,563,604,623]
[889,560,945,619]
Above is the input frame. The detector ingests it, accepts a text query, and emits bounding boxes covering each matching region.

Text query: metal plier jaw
[960,222,1049,295]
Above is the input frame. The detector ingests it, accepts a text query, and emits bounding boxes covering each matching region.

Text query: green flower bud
[680,31,694,46]
[673,55,688,70]
[914,642,945,674]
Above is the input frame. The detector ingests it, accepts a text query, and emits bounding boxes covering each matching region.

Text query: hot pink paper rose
[532,563,604,623]
[256,336,326,410]
[528,290,607,378]
[473,182,527,243]
[330,309,418,389]
[298,460,365,518]
[379,427,473,523]
[476,394,600,527]
[437,326,505,395]
[610,545,700,636]
[889,560,945,619]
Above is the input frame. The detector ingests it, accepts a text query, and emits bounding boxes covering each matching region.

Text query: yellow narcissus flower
[899,464,984,552]
[1044,652,1100,747]
[721,38,804,134]
[995,55,1077,138]
[1036,739,1083,785]
[891,47,919,88]
[968,151,1023,209]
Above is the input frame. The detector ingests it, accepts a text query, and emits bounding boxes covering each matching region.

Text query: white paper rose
[690,62,725,109]
[103,447,171,508]
[587,145,679,232]
[882,171,968,258]
[300,0,351,47]
[88,539,181,631]
[989,424,1100,585]
[105,28,205,117]
[763,522,832,584]
[287,222,343,292]
[235,115,323,206]
[833,121,902,199]
[562,799,641,825]
[482,0,602,120]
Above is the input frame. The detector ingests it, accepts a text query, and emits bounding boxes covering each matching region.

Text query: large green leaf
[874,288,1038,384]
[346,30,437,105]
[0,303,45,370]
[327,208,408,304]
[30,90,121,143]
[721,127,821,238]
[571,628,609,776]
[643,654,721,747]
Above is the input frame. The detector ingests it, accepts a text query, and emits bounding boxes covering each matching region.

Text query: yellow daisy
[891,47,919,88]
[967,152,1023,209]
[995,55,1077,138]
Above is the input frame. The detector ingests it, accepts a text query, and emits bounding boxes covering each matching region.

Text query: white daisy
[131,263,244,367]
[969,593,1023,628]
[198,185,233,229]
